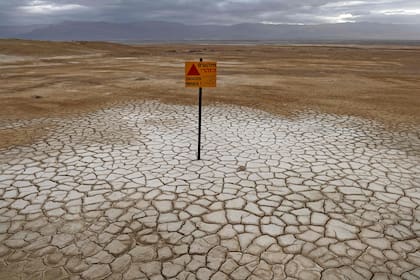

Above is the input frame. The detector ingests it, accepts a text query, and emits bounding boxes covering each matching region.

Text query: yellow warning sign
[185,61,217,88]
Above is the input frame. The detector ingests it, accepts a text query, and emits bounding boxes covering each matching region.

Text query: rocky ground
[1,101,419,279]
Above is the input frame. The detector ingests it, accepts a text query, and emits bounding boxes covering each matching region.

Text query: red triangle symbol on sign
[187,64,200,76]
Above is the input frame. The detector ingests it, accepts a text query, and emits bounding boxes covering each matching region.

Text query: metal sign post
[185,58,217,160]
[198,58,203,160]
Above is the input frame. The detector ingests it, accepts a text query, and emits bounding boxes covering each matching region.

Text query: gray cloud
[1,0,420,26]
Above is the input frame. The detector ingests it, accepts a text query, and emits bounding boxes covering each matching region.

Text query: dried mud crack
[0,101,419,280]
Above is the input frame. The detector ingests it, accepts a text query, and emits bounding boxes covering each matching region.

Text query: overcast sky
[1,0,420,26]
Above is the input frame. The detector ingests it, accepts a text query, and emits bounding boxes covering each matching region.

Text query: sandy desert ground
[1,39,420,148]
[0,40,420,280]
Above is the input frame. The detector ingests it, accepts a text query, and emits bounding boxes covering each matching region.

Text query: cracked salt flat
[0,101,420,280]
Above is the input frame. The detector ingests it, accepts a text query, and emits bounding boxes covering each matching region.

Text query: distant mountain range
[1,21,420,41]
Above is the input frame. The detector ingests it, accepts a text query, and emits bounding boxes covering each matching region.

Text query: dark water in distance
[112,39,420,46]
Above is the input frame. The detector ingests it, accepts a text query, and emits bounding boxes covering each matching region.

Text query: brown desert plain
[1,40,420,279]
[1,39,420,148]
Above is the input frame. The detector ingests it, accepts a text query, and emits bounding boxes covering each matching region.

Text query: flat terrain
[1,39,420,148]
[1,101,420,280]
[0,40,420,280]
